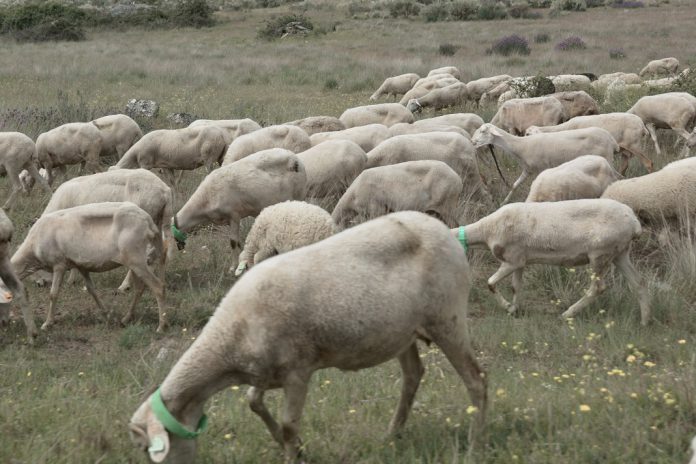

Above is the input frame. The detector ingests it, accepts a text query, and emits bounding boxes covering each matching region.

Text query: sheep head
[406,99,423,113]
[471,123,500,148]
[525,126,542,136]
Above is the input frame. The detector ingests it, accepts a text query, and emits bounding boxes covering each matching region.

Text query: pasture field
[0,2,695,463]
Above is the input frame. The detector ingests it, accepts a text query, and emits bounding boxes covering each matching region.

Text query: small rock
[125,99,159,118]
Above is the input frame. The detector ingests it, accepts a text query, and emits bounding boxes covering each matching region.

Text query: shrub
[489,34,531,56]
[586,0,606,6]
[324,78,339,90]
[421,3,449,22]
[508,1,530,18]
[528,0,552,6]
[478,2,508,19]
[669,69,696,95]
[0,2,87,42]
[257,13,313,39]
[510,74,556,97]
[555,35,586,51]
[388,0,421,18]
[170,0,214,28]
[439,43,459,56]
[611,0,644,7]
[609,48,626,59]
[449,1,479,20]
[551,0,587,10]
[534,32,550,43]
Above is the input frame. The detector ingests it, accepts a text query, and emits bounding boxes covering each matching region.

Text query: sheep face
[471,124,497,148]
[406,99,422,113]
[525,126,542,136]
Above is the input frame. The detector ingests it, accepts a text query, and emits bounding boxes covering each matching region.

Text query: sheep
[690,436,696,464]
[339,103,414,128]
[412,73,456,90]
[284,116,345,135]
[427,66,461,79]
[420,113,485,135]
[479,81,512,106]
[490,96,566,136]
[465,74,512,102]
[309,124,390,152]
[0,209,31,334]
[526,155,621,202]
[234,201,336,276]
[128,211,487,464]
[36,122,104,185]
[471,123,618,204]
[406,82,469,113]
[0,132,51,209]
[525,113,654,174]
[332,160,463,229]
[12,202,167,339]
[455,199,650,324]
[222,125,311,165]
[592,72,642,92]
[388,122,470,138]
[601,167,696,228]
[549,74,591,92]
[365,132,493,206]
[639,57,679,78]
[549,91,599,119]
[296,140,367,198]
[369,73,420,100]
[399,76,460,105]
[481,76,556,106]
[188,118,262,144]
[627,93,696,157]
[172,148,307,266]
[91,114,143,160]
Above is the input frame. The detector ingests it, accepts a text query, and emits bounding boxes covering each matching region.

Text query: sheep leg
[2,165,22,210]
[646,123,661,156]
[78,270,106,314]
[117,270,135,293]
[128,264,167,332]
[122,275,146,327]
[247,387,284,446]
[42,266,66,330]
[66,268,80,285]
[1,259,37,340]
[489,145,509,187]
[622,147,654,173]
[560,261,610,320]
[25,162,51,192]
[281,373,310,464]
[487,262,519,312]
[501,171,529,205]
[614,250,651,326]
[175,170,185,186]
[387,343,424,435]
[618,152,630,176]
[508,268,524,315]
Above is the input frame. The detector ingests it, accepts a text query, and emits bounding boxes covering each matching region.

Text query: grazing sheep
[639,57,679,77]
[412,73,456,90]
[472,124,618,204]
[172,149,306,265]
[526,113,654,174]
[456,199,651,324]
[223,125,311,165]
[490,96,566,135]
[309,124,390,152]
[549,91,599,119]
[12,202,167,338]
[365,132,492,206]
[627,93,696,157]
[427,66,461,79]
[0,209,30,334]
[0,132,51,209]
[296,140,367,198]
[332,160,463,229]
[421,113,485,135]
[465,75,512,102]
[388,122,470,138]
[479,81,513,106]
[285,116,345,135]
[129,211,487,464]
[601,167,696,228]
[340,103,414,128]
[526,156,621,202]
[235,201,336,276]
[188,118,262,144]
[406,82,469,113]
[399,77,460,105]
[91,114,143,159]
[592,72,642,92]
[36,122,104,185]
[370,73,420,100]
[549,74,591,92]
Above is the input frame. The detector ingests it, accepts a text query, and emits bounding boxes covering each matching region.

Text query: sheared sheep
[129,211,487,464]
[332,160,463,229]
[472,123,618,204]
[549,74,591,92]
[36,122,104,185]
[627,93,696,157]
[526,155,621,202]
[525,113,654,174]
[465,75,512,102]
[0,132,51,210]
[412,73,456,90]
[309,124,390,152]
[399,76,460,106]
[12,202,167,338]
[427,66,461,79]
[234,201,336,276]
[490,96,566,135]
[222,125,311,165]
[172,148,306,266]
[550,91,599,119]
[421,113,485,135]
[455,199,651,324]
[388,122,469,138]
[188,118,262,145]
[370,73,420,100]
[639,57,679,78]
[591,72,642,92]
[296,140,367,198]
[406,82,469,113]
[91,114,143,159]
[285,116,345,135]
[0,209,29,333]
[340,103,414,128]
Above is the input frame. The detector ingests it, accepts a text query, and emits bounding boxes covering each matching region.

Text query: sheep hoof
[40,321,52,331]
[116,284,131,293]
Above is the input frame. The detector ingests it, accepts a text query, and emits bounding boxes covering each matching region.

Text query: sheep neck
[489,130,527,168]
[462,217,489,249]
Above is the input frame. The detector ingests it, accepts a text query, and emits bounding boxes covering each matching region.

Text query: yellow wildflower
[579,404,591,412]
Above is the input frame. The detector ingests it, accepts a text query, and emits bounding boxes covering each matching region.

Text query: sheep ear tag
[148,436,167,463]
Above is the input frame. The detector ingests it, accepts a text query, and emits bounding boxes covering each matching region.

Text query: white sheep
[421,113,485,135]
[309,123,390,152]
[490,96,566,135]
[388,121,470,138]
[129,211,487,464]
[690,436,696,464]
[36,122,104,185]
[550,91,599,119]
[399,76,460,105]
[406,82,469,113]
[235,201,336,276]
[222,124,311,165]
[285,116,346,135]
[12,202,167,339]
[0,132,51,209]
[339,103,414,128]
[591,72,642,93]
[526,155,621,202]
[465,75,512,102]
[525,113,654,174]
[627,93,696,157]
[332,160,463,229]
[188,118,262,144]
[91,114,143,159]
[296,139,367,198]
[472,123,618,204]
[549,74,591,92]
[455,199,651,324]
[369,73,420,100]
[639,57,679,78]
[172,148,307,265]
[412,73,456,90]
[427,66,461,79]
[0,209,27,331]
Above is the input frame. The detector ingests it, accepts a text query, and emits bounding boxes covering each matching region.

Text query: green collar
[150,388,208,440]
[171,223,187,244]
[458,226,468,252]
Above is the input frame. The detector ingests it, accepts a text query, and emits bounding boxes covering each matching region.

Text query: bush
[0,2,87,42]
[257,13,313,39]
[508,1,530,18]
[534,32,550,43]
[611,0,644,7]
[528,0,552,5]
[439,43,459,56]
[488,34,530,56]
[324,78,339,90]
[449,1,479,20]
[478,2,508,19]
[389,0,421,18]
[421,3,449,22]
[586,0,606,6]
[551,0,587,10]
[170,0,214,28]
[669,69,696,95]
[555,35,587,51]
[609,48,626,59]
[510,74,556,97]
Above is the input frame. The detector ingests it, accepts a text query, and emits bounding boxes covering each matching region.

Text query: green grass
[1,2,696,463]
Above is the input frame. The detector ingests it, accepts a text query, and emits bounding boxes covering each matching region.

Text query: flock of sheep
[0,55,695,463]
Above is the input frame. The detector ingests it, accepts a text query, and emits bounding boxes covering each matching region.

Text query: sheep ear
[146,411,171,463]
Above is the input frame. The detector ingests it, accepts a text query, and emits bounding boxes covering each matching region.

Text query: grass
[0,1,696,463]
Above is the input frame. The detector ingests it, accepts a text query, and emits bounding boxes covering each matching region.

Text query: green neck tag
[171,223,187,243]
[150,388,208,440]
[458,226,468,252]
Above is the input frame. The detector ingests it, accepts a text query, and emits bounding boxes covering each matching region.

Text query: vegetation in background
[257,13,314,39]
[488,34,531,56]
[555,35,587,51]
